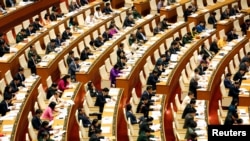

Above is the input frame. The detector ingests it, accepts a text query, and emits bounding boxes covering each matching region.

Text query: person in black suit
[66,50,75,67]
[136,96,152,118]
[116,56,126,70]
[241,19,250,36]
[5,0,15,7]
[184,6,193,22]
[136,27,147,43]
[181,98,196,119]
[239,59,250,73]
[32,109,43,130]
[224,112,238,125]
[207,12,217,28]
[161,18,171,30]
[46,82,58,99]
[69,0,80,12]
[209,38,220,54]
[116,43,125,58]
[94,36,104,47]
[45,39,57,54]
[89,128,104,141]
[0,95,12,116]
[183,108,196,129]
[68,57,80,81]
[87,81,98,97]
[9,76,22,93]
[228,81,240,104]
[3,85,15,101]
[126,104,139,124]
[240,52,250,64]
[78,108,91,127]
[169,41,180,55]
[25,24,35,37]
[189,75,202,98]
[55,34,65,47]
[220,8,230,20]
[146,70,159,91]
[229,5,240,16]
[123,14,135,28]
[80,0,89,6]
[80,47,93,61]
[224,73,233,89]
[153,23,163,35]
[233,68,246,85]
[28,54,37,74]
[139,117,154,134]
[0,39,10,57]
[62,27,72,40]
[196,61,208,75]
[31,18,43,32]
[94,88,111,113]
[102,2,113,15]
[141,86,155,103]
[227,29,238,42]
[14,67,25,87]
[102,29,112,42]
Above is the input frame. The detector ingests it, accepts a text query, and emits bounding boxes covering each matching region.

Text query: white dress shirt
[85,16,96,25]
[94,11,103,19]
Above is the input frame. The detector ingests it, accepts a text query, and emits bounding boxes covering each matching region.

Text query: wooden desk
[0,0,103,80]
[187,0,236,25]
[111,0,125,9]
[116,22,187,106]
[8,76,41,141]
[76,14,157,90]
[160,0,191,23]
[197,37,248,101]
[216,15,244,37]
[157,30,216,102]
[0,0,60,33]
[133,0,150,16]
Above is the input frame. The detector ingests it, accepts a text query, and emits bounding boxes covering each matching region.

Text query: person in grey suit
[45,39,56,54]
[68,57,80,81]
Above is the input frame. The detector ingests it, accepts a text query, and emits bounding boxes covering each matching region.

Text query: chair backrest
[166,37,173,49]
[34,41,44,54]
[174,94,182,111]
[189,56,197,71]
[180,27,187,37]
[0,79,6,95]
[78,41,85,52]
[99,65,109,80]
[123,107,128,123]
[5,70,13,85]
[129,98,137,114]
[28,121,37,140]
[43,35,51,47]
[22,19,30,29]
[181,69,189,84]
[86,91,94,107]
[46,76,52,88]
[60,1,68,14]
[6,30,15,45]
[37,92,46,110]
[229,60,235,74]
[234,54,240,67]
[109,51,117,66]
[19,54,28,68]
[143,63,150,79]
[28,111,32,122]
[84,35,92,46]
[220,77,227,97]
[196,0,204,8]
[159,43,166,55]
[77,14,85,26]
[105,58,113,73]
[144,23,153,36]
[58,59,68,75]
[154,49,160,63]
[176,6,184,17]
[239,48,245,60]
[49,29,56,39]
[24,47,30,60]
[185,63,192,78]
[83,100,91,116]
[34,102,39,112]
[79,120,88,138]
[75,109,80,126]
[14,24,23,35]
[132,88,140,105]
[38,84,46,100]
[72,47,80,58]
[241,0,248,9]
[149,0,157,11]
[146,56,154,71]
[139,70,146,90]
[58,23,65,35]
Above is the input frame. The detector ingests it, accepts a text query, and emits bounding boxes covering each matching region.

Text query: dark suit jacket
[227,31,238,42]
[233,71,243,84]
[0,100,10,116]
[31,116,42,130]
[241,23,249,35]
[224,78,233,89]
[184,9,192,21]
[0,46,10,57]
[102,32,111,42]
[182,104,196,119]
[9,80,19,93]
[78,113,91,127]
[220,12,229,20]
[94,38,103,47]
[189,78,200,98]
[102,6,113,14]
[32,22,43,32]
[26,28,34,37]
[136,31,146,42]
[228,86,240,100]
[209,41,220,54]
[146,73,158,90]
[55,38,65,47]
[153,27,161,35]
[80,0,88,5]
[46,87,56,99]
[66,56,74,67]
[116,59,125,70]
[80,50,93,61]
[28,58,37,74]
[123,17,134,27]
[183,113,195,128]
[68,61,80,77]
[62,31,72,40]
[5,0,15,7]
[126,111,137,124]
[196,65,207,75]
[69,4,80,12]
[14,72,25,87]
[230,8,239,16]
[94,94,111,113]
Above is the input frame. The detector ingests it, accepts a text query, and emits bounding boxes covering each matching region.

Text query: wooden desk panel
[197,38,248,102]
[11,77,41,141]
[111,0,125,9]
[134,0,150,16]
[0,0,60,33]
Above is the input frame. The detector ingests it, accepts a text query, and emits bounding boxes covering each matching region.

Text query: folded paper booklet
[109,88,120,95]
[102,117,113,124]
[101,126,111,134]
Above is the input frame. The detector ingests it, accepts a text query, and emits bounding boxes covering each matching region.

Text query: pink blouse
[41,107,53,121]
[58,79,69,92]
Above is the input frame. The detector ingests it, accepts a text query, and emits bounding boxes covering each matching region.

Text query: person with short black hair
[66,50,75,66]
[87,81,98,97]
[80,47,93,61]
[207,12,217,28]
[37,121,52,140]
[62,27,72,40]
[221,8,230,20]
[224,112,238,125]
[94,88,111,113]
[224,73,233,89]
[183,108,197,128]
[228,81,240,103]
[32,18,43,32]
[233,69,245,85]
[88,119,101,137]
[126,104,139,124]
[196,21,206,33]
[185,120,198,140]
[182,98,196,119]
[136,96,152,117]
[28,45,41,62]
[94,36,104,47]
[146,70,159,91]
[15,67,26,86]
[136,27,147,43]
[78,108,91,127]
[32,109,43,130]
[189,75,202,98]
[123,14,135,28]
[209,37,220,54]
[58,74,71,92]
[80,0,89,6]
[131,6,141,19]
[181,91,195,110]
[69,0,80,12]
[241,19,250,36]
[184,6,193,21]
[89,128,104,141]
[45,39,56,54]
[137,126,154,141]
[161,18,171,30]
[139,116,155,134]
[55,34,65,47]
[68,57,80,81]
[94,6,104,19]
[26,24,35,37]
[102,2,113,15]
[46,83,58,100]
[227,28,238,42]
[141,86,155,103]
[9,76,22,93]
[28,54,38,74]
[0,95,13,116]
